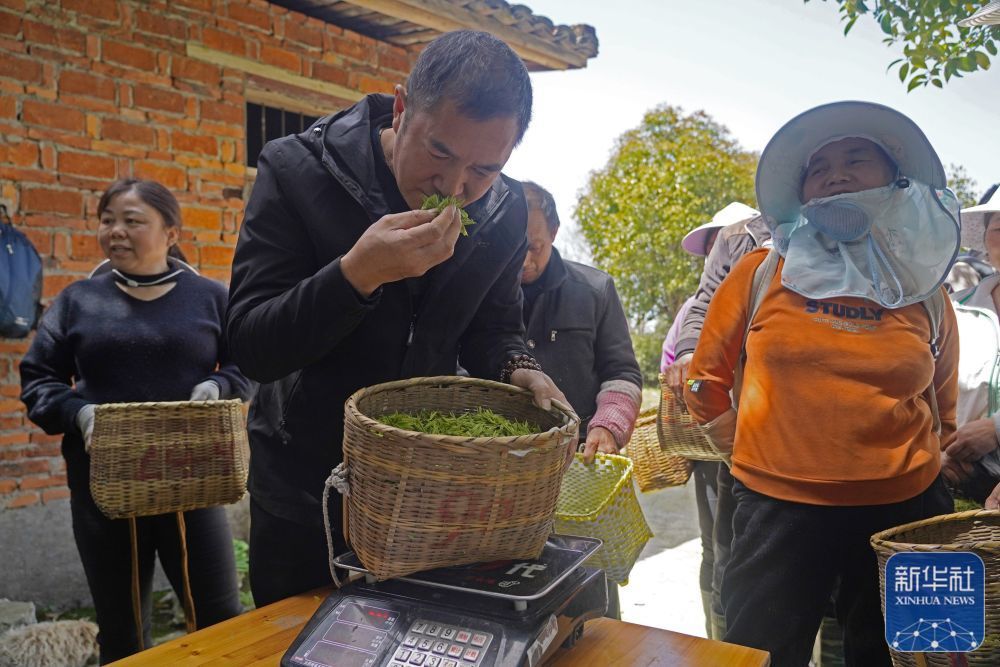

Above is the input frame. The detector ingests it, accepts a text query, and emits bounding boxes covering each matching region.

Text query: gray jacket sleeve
[674,217,768,358]
[674,232,738,359]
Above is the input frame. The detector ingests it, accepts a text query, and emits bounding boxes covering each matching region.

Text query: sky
[503,0,999,260]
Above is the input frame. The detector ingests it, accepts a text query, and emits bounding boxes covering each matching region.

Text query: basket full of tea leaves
[342,376,579,580]
[379,407,537,438]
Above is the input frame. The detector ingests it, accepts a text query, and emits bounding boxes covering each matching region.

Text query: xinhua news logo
[884,552,985,653]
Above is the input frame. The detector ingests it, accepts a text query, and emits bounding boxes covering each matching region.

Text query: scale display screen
[337,601,398,631]
[323,621,383,648]
[304,641,377,667]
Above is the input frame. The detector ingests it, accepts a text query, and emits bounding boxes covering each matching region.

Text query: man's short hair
[522,181,560,234]
[406,30,532,144]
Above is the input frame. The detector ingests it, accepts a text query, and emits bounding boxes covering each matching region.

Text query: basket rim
[870,508,1000,550]
[346,375,580,445]
[94,399,244,412]
[557,452,635,520]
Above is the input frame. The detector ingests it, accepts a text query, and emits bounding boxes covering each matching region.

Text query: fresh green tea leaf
[421,194,475,236]
[380,407,538,437]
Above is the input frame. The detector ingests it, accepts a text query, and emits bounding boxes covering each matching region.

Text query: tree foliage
[805,1,999,90]
[574,105,757,332]
[946,163,979,208]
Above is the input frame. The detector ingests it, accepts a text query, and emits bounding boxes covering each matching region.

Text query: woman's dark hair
[97,179,187,262]
[405,30,532,145]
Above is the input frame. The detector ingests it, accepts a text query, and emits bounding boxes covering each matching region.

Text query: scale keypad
[395,618,493,667]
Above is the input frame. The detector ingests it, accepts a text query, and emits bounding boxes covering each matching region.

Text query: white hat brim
[756,101,946,226]
[682,221,723,256]
[958,1,1000,26]
[681,202,760,256]
[960,190,1000,252]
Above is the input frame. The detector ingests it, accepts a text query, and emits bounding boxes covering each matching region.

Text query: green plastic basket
[554,453,652,584]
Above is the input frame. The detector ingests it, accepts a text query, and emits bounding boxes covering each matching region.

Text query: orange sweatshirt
[684,249,958,506]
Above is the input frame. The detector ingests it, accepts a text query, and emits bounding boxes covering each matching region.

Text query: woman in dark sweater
[20,179,253,664]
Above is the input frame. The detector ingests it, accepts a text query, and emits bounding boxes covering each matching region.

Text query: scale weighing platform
[282,534,607,667]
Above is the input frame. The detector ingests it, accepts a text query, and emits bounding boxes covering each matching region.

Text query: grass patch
[953,496,983,513]
[233,538,254,611]
[34,538,255,654]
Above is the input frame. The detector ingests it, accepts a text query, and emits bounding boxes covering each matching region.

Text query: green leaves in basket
[379,407,537,437]
[420,194,475,236]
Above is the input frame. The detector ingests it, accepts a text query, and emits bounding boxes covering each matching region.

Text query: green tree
[574,105,757,384]
[805,1,999,90]
[946,163,979,208]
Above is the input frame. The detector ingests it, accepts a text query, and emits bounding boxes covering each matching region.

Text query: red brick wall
[0,0,419,509]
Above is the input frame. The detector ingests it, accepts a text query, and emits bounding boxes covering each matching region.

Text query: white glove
[189,380,220,402]
[75,404,95,453]
[699,408,737,467]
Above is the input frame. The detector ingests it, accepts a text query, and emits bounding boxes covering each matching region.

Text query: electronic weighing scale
[282,534,607,667]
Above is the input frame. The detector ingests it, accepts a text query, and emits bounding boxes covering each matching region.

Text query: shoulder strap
[920,290,946,436]
[921,290,944,360]
[733,248,780,409]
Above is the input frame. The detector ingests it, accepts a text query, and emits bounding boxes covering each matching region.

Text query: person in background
[947,185,1000,503]
[519,181,642,618]
[685,102,958,666]
[20,179,252,663]
[944,185,997,293]
[226,31,568,607]
[661,203,761,371]
[660,201,758,638]
[661,202,768,640]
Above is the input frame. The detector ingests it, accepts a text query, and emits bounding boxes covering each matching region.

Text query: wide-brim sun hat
[755,101,946,226]
[681,202,760,256]
[958,1,1000,27]
[960,187,1000,253]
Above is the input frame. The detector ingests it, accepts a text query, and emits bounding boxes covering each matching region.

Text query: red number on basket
[431,491,516,548]
[136,442,233,481]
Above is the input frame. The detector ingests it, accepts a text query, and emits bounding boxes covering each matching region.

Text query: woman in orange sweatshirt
[684,102,960,667]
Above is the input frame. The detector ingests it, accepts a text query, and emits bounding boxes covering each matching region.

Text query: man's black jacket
[523,248,641,438]
[227,94,531,521]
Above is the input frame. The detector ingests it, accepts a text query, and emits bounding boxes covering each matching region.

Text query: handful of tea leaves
[380,407,537,437]
[421,194,475,236]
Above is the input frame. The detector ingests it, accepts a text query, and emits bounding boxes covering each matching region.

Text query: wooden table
[110,588,770,666]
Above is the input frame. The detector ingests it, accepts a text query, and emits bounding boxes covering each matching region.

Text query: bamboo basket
[554,453,652,585]
[871,510,1000,666]
[624,409,692,492]
[656,373,721,461]
[89,400,249,519]
[342,376,579,581]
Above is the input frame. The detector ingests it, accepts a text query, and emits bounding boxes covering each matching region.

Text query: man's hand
[190,380,221,401]
[580,426,618,465]
[986,481,1000,510]
[943,418,999,463]
[341,206,462,297]
[664,353,693,402]
[940,451,975,485]
[509,368,575,467]
[509,368,566,412]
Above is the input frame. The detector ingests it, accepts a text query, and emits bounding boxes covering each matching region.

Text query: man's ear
[392,85,406,133]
